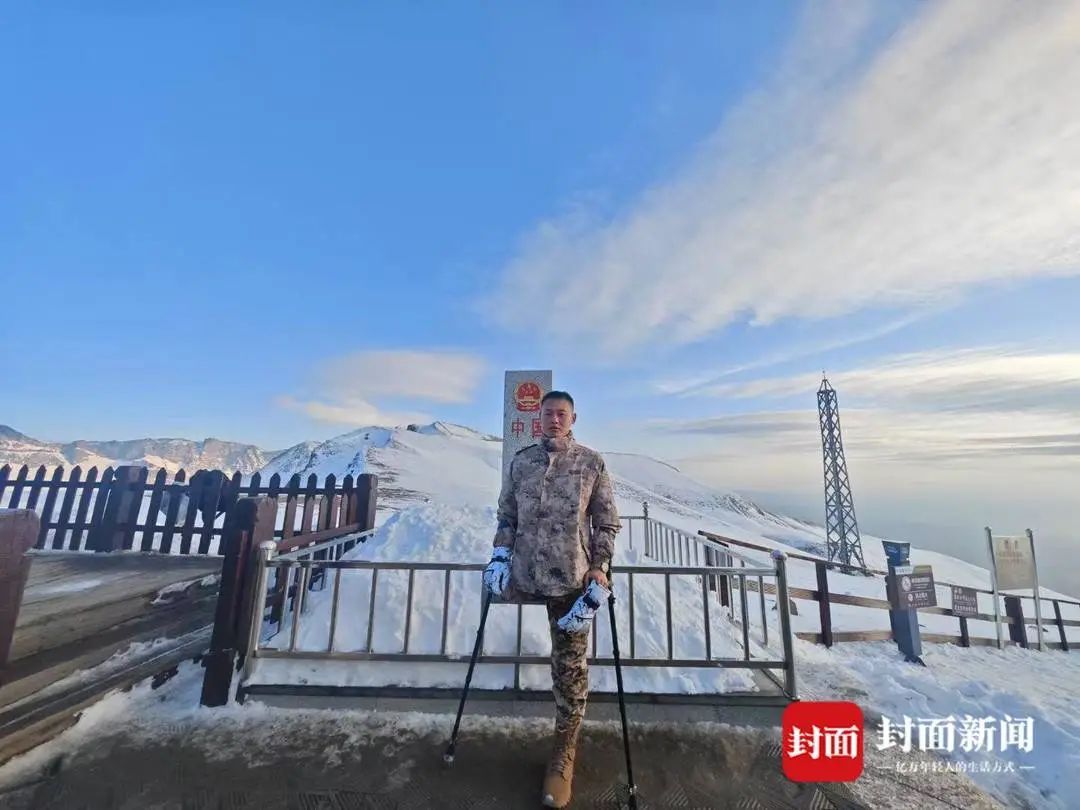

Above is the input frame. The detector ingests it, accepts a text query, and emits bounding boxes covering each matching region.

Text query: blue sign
[881,540,911,567]
[881,540,923,665]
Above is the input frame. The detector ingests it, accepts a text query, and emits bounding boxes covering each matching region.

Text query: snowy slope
[604,452,798,529]
[259,422,503,513]
[257,421,1079,618]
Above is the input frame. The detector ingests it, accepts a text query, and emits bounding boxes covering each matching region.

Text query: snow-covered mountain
[257,420,803,531]
[260,422,502,512]
[0,425,272,474]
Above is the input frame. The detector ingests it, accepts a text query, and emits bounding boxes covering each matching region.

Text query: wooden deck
[1,552,221,713]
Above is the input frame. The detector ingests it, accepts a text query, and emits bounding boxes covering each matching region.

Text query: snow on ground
[150,574,221,604]
[248,502,761,694]
[0,661,562,792]
[0,658,1009,810]
[0,629,211,716]
[33,577,105,596]
[797,639,1080,809]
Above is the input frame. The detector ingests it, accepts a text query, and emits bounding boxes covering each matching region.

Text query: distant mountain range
[0,421,502,481]
[0,424,273,475]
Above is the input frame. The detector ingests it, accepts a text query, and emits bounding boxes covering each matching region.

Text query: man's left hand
[585,567,609,590]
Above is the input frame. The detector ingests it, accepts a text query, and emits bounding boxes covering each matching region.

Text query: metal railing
[638,513,775,636]
[240,518,798,700]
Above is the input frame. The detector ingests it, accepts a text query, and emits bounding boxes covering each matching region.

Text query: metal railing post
[772,549,798,700]
[241,541,276,681]
[642,502,650,557]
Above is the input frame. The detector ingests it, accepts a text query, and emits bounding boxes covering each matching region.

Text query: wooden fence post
[36,467,65,548]
[1004,595,1028,648]
[815,561,834,648]
[200,496,276,707]
[357,473,378,530]
[346,474,378,554]
[1053,600,1069,652]
[1,511,39,679]
[87,465,142,552]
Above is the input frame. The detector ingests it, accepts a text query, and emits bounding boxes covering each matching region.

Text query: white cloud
[697,348,1080,414]
[651,308,933,396]
[277,349,487,427]
[275,396,432,429]
[656,407,1080,464]
[645,346,1080,469]
[317,350,486,404]
[489,1,1080,355]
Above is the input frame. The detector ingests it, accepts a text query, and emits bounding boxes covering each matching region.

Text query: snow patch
[35,577,106,596]
[150,574,220,605]
[798,640,1080,809]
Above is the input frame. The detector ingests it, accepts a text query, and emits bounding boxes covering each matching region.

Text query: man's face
[540,397,576,438]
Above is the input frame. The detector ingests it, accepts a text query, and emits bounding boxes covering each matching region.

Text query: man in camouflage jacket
[489,390,619,808]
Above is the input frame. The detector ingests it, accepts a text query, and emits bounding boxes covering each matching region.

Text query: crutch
[608,590,638,809]
[443,589,493,765]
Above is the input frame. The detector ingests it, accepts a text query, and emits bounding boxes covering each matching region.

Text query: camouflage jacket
[493,433,620,598]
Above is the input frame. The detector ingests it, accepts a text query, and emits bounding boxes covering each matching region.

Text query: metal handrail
[642,515,764,568]
[276,527,377,560]
[242,540,799,700]
[266,559,776,576]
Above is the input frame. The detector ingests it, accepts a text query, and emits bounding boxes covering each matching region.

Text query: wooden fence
[699,530,1080,652]
[0,464,377,557]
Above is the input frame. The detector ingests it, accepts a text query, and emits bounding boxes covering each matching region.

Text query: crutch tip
[442,752,455,767]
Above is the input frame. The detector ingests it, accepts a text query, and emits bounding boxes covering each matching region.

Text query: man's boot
[541,720,581,808]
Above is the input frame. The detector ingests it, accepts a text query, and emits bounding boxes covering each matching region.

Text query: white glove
[557,581,611,634]
[482,546,512,596]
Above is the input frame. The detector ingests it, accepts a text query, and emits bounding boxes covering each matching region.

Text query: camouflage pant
[546,592,590,733]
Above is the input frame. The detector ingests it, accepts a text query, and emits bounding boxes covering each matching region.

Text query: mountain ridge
[0,424,273,474]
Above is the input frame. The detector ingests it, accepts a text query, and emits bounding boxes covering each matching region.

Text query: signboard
[951,585,979,618]
[502,370,552,483]
[990,534,1036,591]
[986,528,1043,650]
[888,564,937,610]
[881,540,911,567]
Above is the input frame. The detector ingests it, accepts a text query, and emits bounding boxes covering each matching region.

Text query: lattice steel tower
[818,375,866,569]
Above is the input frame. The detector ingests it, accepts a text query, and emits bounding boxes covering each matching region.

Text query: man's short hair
[541,390,575,410]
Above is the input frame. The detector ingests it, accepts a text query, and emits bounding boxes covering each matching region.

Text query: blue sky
[3,3,1080,591]
[2,1,794,444]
